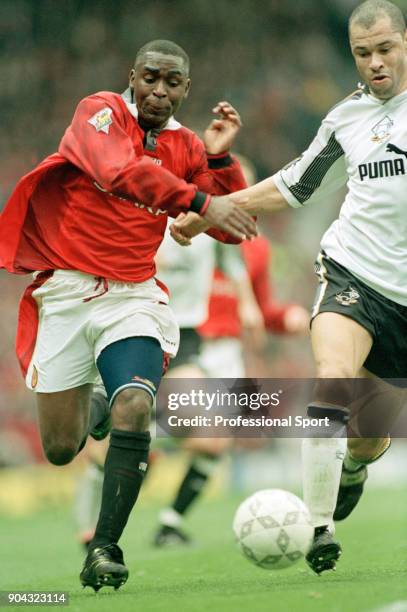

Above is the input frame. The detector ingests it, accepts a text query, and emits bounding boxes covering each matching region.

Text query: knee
[43,441,78,465]
[314,364,356,406]
[316,362,355,379]
[111,388,152,430]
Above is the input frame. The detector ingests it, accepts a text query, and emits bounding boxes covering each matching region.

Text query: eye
[144,75,155,83]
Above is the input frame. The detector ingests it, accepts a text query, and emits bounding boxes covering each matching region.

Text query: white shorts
[199,337,245,378]
[26,270,179,393]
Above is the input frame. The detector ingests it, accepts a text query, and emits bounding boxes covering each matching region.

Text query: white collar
[121,88,182,131]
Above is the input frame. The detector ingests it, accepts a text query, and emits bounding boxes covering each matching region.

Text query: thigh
[311,312,373,377]
[96,336,165,406]
[93,278,180,361]
[26,272,99,393]
[36,384,92,445]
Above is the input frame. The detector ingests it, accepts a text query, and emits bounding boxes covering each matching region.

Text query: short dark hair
[349,0,406,36]
[135,40,190,74]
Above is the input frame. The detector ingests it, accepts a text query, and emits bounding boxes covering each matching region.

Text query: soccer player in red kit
[200,236,309,344]
[0,39,256,590]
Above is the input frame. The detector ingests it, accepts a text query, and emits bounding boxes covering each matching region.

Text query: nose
[153,80,167,98]
[370,52,384,72]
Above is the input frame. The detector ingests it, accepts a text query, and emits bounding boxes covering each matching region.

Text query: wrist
[206,151,234,169]
[189,191,211,216]
[206,150,230,158]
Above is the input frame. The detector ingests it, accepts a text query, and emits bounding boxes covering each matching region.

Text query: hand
[283,305,310,334]
[204,101,242,155]
[203,195,257,241]
[169,212,209,246]
[239,301,267,350]
[237,273,267,349]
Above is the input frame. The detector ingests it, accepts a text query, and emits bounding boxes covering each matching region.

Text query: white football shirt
[274,87,407,306]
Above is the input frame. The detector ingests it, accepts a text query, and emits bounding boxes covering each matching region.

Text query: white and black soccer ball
[233,489,314,570]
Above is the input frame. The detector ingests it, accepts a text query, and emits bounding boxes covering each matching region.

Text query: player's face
[350,17,407,100]
[129,52,191,129]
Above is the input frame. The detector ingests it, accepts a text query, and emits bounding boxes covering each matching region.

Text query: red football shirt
[198,236,293,338]
[0,91,246,282]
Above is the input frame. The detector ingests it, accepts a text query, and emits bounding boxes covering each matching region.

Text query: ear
[184,78,191,99]
[129,68,136,88]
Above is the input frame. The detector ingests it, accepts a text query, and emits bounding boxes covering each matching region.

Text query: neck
[138,117,165,132]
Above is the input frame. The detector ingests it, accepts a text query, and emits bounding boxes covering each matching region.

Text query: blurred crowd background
[0,0,406,482]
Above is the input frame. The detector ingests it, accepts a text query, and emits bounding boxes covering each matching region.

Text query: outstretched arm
[230,177,289,214]
[172,107,349,242]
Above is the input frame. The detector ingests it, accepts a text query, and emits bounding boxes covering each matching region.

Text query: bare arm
[230,176,289,214]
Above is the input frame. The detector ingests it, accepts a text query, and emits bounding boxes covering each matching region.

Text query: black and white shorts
[311,252,407,381]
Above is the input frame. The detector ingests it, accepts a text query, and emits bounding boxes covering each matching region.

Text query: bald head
[349,0,406,37]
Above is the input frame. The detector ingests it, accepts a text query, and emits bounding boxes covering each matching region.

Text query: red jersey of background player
[198,236,295,338]
[0,90,246,282]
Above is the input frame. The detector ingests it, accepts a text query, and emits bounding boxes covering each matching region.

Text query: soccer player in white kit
[173,0,407,573]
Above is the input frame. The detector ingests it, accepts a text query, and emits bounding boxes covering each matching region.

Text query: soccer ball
[233,489,314,570]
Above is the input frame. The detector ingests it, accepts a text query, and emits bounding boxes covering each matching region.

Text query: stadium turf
[1,487,406,612]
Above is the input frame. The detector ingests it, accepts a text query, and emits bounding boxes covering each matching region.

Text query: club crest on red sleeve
[88,107,113,134]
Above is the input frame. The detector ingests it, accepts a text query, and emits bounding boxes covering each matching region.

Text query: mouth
[145,103,170,115]
[371,75,390,86]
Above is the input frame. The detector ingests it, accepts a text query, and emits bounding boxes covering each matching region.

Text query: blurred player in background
[154,156,308,546]
[172,0,407,574]
[153,234,264,547]
[0,39,256,591]
[199,156,308,379]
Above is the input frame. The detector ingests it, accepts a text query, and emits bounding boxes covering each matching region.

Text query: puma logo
[386,143,407,158]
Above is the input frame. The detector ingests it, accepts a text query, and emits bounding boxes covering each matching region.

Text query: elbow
[95,166,130,198]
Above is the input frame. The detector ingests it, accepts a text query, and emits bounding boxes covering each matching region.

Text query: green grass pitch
[1,487,407,612]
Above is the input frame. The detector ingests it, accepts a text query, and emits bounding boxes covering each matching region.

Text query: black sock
[172,455,218,516]
[90,429,150,550]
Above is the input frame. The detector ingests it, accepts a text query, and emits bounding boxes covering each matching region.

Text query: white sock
[302,436,347,533]
[73,462,104,541]
[159,508,183,528]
